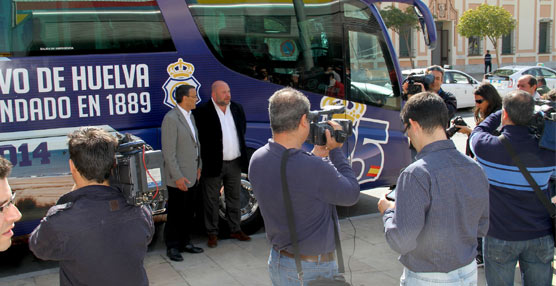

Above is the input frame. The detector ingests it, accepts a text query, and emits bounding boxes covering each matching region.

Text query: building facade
[384,0,556,73]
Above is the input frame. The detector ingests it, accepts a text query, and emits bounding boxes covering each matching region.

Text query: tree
[457,4,515,69]
[380,5,420,68]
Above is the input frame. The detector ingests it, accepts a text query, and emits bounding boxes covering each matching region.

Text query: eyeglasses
[475,99,484,104]
[0,192,16,214]
[403,123,410,136]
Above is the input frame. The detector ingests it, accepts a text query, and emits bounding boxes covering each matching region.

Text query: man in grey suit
[161,85,204,261]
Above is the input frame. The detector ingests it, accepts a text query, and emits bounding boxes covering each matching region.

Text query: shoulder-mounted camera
[306,105,353,146]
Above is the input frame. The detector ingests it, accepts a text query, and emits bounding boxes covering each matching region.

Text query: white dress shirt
[177,104,197,143]
[212,99,241,161]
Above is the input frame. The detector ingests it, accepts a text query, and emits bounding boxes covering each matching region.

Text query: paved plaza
[1,213,538,286]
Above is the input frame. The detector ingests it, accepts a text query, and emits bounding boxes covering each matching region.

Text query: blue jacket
[470,110,556,241]
[29,185,154,286]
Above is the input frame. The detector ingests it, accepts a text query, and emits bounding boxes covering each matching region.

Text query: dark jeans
[485,62,492,74]
[202,158,242,235]
[484,235,554,286]
[164,185,199,249]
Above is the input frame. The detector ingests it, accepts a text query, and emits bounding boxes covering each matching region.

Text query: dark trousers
[202,158,242,235]
[485,62,492,74]
[164,185,199,249]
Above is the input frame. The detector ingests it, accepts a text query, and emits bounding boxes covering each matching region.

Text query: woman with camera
[455,83,502,157]
[454,83,501,268]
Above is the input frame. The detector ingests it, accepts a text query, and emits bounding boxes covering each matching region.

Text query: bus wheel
[218,172,264,235]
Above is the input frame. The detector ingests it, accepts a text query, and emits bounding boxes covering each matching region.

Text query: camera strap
[498,135,556,218]
[280,149,346,284]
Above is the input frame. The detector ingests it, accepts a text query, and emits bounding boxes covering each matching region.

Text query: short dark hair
[0,157,12,179]
[537,76,546,86]
[68,127,118,183]
[268,87,310,133]
[401,92,449,132]
[426,65,444,77]
[474,83,502,123]
[175,85,195,103]
[503,90,534,126]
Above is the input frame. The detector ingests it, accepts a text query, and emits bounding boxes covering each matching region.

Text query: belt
[275,248,335,263]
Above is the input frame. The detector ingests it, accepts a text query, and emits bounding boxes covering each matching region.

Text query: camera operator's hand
[402,82,424,99]
[378,194,395,215]
[455,125,471,136]
[312,145,329,158]
[325,120,343,150]
[175,177,190,192]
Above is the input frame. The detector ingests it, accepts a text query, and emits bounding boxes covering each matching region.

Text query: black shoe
[167,248,184,262]
[182,244,204,254]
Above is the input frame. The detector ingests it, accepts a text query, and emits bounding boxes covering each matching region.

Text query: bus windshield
[187,0,400,109]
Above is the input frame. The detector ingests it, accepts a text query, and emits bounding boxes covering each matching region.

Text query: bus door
[341,15,408,187]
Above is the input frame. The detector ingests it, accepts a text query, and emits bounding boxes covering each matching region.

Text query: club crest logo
[319,96,389,182]
[162,58,201,108]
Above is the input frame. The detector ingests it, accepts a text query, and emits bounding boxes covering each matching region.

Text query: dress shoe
[182,244,204,254]
[230,231,251,241]
[167,248,183,262]
[207,234,218,248]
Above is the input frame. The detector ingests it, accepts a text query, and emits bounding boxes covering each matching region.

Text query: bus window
[187,0,345,99]
[344,3,400,110]
[187,0,400,105]
[0,0,175,57]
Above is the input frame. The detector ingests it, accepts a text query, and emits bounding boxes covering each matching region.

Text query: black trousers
[485,62,492,74]
[164,184,199,249]
[202,158,242,235]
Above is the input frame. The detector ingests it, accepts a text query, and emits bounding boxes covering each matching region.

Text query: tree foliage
[457,4,515,68]
[380,5,420,68]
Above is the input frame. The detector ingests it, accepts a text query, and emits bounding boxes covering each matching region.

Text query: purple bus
[0,0,436,237]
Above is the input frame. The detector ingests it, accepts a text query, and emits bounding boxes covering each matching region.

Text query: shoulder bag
[280,149,350,286]
[499,135,556,246]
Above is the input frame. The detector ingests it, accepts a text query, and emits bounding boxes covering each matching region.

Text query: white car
[484,65,556,97]
[402,68,480,109]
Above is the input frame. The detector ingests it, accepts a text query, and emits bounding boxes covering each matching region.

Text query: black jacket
[193,100,248,176]
[438,88,458,120]
[29,185,154,286]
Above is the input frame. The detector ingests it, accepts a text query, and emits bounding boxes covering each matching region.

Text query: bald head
[517,75,537,96]
[211,80,231,108]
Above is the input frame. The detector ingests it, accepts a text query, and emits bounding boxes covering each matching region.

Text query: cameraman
[403,65,457,120]
[248,87,359,285]
[29,127,154,286]
[470,90,556,285]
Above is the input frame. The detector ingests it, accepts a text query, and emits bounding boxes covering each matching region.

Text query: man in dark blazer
[161,85,204,261]
[193,80,251,248]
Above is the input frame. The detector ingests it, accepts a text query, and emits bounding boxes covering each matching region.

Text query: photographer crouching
[403,65,457,122]
[29,127,154,286]
[249,87,359,285]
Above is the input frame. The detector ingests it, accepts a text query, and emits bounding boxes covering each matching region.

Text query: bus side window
[1,0,175,57]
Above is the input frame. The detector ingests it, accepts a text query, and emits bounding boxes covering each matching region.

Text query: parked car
[402,68,480,108]
[484,65,556,97]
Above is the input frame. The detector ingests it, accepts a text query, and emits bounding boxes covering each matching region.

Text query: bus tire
[218,172,264,235]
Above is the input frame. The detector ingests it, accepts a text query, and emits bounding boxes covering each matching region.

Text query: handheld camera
[306,105,353,146]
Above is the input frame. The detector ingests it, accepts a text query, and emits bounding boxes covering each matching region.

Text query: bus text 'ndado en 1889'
[0,0,436,238]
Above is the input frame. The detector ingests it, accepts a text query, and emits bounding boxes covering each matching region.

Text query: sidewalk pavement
[0,214,535,286]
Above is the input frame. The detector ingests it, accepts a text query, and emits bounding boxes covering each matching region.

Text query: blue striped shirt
[383,140,489,273]
[470,110,556,241]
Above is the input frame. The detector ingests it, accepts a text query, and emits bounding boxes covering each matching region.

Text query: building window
[501,29,513,55]
[468,36,481,56]
[399,27,412,58]
[539,21,551,54]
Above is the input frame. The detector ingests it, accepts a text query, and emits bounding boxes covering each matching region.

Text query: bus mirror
[412,4,436,50]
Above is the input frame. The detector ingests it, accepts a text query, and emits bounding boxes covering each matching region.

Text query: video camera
[306,105,353,146]
[404,73,435,99]
[110,134,168,214]
[529,99,555,151]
